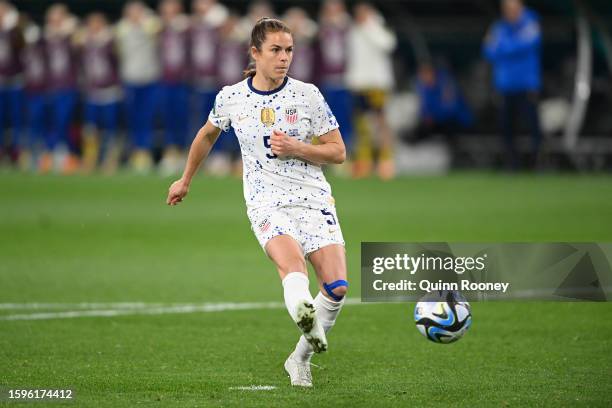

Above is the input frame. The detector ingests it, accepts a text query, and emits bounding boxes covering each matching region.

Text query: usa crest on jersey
[284,107,298,124]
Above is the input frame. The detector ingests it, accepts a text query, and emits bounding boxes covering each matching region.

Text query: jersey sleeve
[308,84,339,137]
[208,88,232,131]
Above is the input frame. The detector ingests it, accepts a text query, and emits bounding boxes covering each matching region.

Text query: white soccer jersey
[208,76,340,212]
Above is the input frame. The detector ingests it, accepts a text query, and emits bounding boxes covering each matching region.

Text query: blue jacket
[416,69,473,127]
[483,9,541,93]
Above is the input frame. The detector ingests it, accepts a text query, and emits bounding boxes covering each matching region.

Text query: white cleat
[295,300,327,353]
[284,353,313,387]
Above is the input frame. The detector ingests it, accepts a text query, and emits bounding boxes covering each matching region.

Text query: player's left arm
[270,128,346,165]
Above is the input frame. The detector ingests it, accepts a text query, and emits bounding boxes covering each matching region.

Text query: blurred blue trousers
[84,100,120,157]
[0,85,24,147]
[160,83,189,148]
[47,89,77,152]
[322,86,353,151]
[124,83,157,150]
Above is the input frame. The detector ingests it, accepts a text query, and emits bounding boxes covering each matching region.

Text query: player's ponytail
[243,61,257,78]
[243,17,292,78]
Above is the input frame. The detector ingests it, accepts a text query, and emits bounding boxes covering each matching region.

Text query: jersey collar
[247,75,289,96]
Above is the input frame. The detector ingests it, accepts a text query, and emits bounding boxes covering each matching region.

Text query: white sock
[293,291,345,362]
[282,272,313,322]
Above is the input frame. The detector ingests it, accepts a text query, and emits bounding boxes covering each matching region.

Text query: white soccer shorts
[247,205,345,256]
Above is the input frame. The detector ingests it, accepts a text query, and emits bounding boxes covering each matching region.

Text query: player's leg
[82,102,100,173]
[500,93,518,170]
[265,234,307,280]
[54,90,78,173]
[249,210,327,387]
[370,89,395,180]
[100,101,121,174]
[265,234,327,387]
[352,92,373,178]
[522,91,543,169]
[10,86,25,164]
[265,234,327,353]
[292,243,348,363]
[310,243,348,301]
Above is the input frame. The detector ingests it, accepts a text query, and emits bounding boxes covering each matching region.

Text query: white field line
[0,298,363,321]
[0,302,167,310]
[228,385,277,391]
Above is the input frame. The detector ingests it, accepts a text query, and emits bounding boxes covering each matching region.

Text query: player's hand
[270,129,301,158]
[167,179,189,206]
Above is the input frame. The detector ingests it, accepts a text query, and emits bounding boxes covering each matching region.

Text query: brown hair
[243,17,292,78]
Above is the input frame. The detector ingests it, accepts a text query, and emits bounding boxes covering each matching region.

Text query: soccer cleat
[295,300,327,353]
[284,353,312,387]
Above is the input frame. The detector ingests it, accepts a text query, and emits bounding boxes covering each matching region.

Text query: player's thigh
[309,244,348,298]
[248,208,306,279]
[265,234,307,279]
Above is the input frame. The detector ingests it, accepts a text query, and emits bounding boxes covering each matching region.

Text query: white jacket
[345,16,396,91]
[116,15,161,84]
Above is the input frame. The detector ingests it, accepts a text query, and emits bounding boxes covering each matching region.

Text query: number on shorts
[321,209,337,225]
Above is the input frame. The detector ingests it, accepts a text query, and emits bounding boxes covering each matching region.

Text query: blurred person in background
[346,2,396,180]
[158,0,190,176]
[217,13,246,88]
[217,12,247,176]
[20,18,47,171]
[190,0,228,175]
[483,0,542,170]
[317,0,352,176]
[239,0,275,37]
[412,62,473,165]
[284,7,317,84]
[0,1,24,168]
[116,1,161,173]
[78,12,122,174]
[43,3,79,174]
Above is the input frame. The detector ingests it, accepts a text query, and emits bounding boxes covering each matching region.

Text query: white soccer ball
[414,291,472,343]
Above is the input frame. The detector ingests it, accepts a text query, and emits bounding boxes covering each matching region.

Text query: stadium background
[4,0,612,171]
[2,1,612,407]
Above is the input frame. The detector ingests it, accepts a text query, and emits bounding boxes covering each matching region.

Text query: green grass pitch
[1,172,611,407]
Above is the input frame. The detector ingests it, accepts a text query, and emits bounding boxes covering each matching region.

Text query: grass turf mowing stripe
[0,299,363,321]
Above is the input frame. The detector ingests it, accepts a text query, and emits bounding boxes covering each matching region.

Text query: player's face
[502,0,523,23]
[124,3,145,23]
[323,0,346,22]
[87,14,106,34]
[160,0,181,21]
[253,31,293,81]
[193,0,213,16]
[46,7,66,29]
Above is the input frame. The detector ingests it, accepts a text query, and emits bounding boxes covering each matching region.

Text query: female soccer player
[166,18,348,388]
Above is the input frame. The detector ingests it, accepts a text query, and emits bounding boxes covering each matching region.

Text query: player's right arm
[166,120,222,206]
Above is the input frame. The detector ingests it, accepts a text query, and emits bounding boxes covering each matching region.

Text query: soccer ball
[414,291,472,343]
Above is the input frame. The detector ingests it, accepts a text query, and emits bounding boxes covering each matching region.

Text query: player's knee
[277,258,307,276]
[331,285,348,298]
[323,279,349,301]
